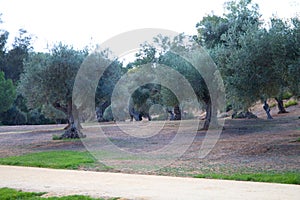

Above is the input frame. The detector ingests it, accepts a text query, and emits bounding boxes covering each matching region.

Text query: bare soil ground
[0,104,299,176]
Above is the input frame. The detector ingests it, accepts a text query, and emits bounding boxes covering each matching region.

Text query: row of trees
[116,0,300,129]
[196,0,300,114]
[0,0,299,138]
[125,34,221,130]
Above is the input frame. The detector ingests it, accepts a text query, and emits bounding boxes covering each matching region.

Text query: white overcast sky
[0,0,299,52]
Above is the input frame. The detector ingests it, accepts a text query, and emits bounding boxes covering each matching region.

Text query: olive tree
[131,34,224,130]
[19,44,88,138]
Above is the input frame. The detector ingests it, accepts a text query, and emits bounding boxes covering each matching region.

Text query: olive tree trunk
[174,105,181,120]
[59,100,85,139]
[201,98,219,130]
[275,98,288,114]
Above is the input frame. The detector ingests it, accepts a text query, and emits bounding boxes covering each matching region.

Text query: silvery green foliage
[19,44,88,120]
[197,0,300,112]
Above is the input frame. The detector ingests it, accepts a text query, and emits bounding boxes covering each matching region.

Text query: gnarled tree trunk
[96,101,110,122]
[201,98,218,130]
[129,107,141,121]
[167,108,175,120]
[59,100,85,139]
[174,105,181,120]
[263,101,273,119]
[275,98,288,114]
[202,100,211,130]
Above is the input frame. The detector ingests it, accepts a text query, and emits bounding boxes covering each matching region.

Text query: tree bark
[52,102,70,129]
[143,112,152,121]
[201,99,218,130]
[129,107,140,121]
[167,110,175,120]
[263,101,273,119]
[275,98,288,114]
[72,103,82,129]
[59,100,85,139]
[202,100,212,130]
[96,101,110,122]
[174,105,181,120]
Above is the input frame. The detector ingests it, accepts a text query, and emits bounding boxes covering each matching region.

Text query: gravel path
[0,165,299,200]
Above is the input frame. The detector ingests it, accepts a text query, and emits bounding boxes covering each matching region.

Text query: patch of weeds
[52,134,82,141]
[0,187,119,200]
[0,187,45,199]
[80,162,114,172]
[284,100,298,108]
[0,151,95,169]
[269,103,277,108]
[194,172,300,185]
[296,137,300,142]
[52,134,61,140]
[97,165,114,171]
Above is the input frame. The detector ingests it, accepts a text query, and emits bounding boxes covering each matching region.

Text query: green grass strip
[0,187,119,200]
[0,187,45,200]
[194,172,300,184]
[0,151,95,169]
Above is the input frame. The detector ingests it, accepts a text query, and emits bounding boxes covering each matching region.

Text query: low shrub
[284,100,298,108]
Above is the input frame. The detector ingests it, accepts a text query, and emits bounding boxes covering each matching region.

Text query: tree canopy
[19,44,88,127]
[0,71,15,113]
[196,0,300,114]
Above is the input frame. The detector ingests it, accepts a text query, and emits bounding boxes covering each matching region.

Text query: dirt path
[0,165,299,200]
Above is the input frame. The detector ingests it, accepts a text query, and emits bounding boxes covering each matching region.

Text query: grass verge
[194,172,300,185]
[0,187,119,200]
[0,151,95,169]
[52,134,82,141]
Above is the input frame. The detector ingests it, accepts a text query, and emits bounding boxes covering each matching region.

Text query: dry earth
[0,104,299,176]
